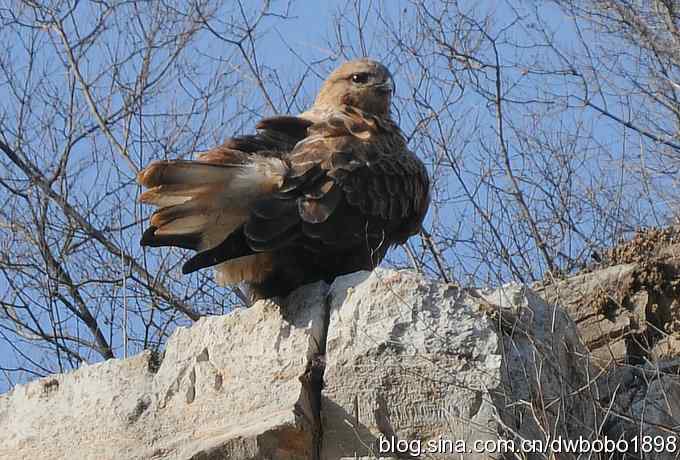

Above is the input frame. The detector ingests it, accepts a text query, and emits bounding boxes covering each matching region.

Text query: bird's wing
[196,116,313,163]
[138,116,312,253]
[242,107,430,254]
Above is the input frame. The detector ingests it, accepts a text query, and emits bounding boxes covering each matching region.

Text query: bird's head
[313,59,394,117]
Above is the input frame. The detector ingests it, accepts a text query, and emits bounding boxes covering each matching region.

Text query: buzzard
[138,59,430,300]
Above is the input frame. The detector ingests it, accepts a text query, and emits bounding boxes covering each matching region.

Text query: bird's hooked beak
[374,76,394,94]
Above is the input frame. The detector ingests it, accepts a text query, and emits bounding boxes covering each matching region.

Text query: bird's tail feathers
[138,156,288,252]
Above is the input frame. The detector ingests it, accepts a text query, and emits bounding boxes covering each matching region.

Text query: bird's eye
[350,73,370,84]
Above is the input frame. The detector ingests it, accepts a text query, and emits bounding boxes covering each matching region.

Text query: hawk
[138,59,430,300]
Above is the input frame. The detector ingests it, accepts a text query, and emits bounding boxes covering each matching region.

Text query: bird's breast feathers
[295,105,406,159]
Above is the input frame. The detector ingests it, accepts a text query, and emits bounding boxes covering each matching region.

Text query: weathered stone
[0,281,327,460]
[535,235,680,459]
[536,238,680,370]
[483,285,598,459]
[600,361,680,460]
[321,270,597,460]
[4,266,673,460]
[652,335,680,361]
[536,263,645,368]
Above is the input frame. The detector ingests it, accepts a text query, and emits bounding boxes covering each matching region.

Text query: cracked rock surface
[322,270,597,460]
[322,270,503,459]
[0,269,600,459]
[0,281,327,460]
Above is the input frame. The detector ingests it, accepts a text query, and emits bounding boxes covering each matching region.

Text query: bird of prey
[137,59,430,300]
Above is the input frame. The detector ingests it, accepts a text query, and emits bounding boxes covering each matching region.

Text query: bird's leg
[247,284,286,311]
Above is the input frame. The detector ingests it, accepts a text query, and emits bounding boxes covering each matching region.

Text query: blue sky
[0,0,365,392]
[0,0,674,392]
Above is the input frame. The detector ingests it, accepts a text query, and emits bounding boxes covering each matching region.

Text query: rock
[321,270,597,459]
[600,361,680,460]
[651,335,680,361]
[2,268,656,460]
[483,285,598,459]
[536,263,645,368]
[535,232,680,459]
[536,232,680,370]
[0,281,327,460]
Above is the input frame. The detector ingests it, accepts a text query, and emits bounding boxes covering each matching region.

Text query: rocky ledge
[1,265,678,459]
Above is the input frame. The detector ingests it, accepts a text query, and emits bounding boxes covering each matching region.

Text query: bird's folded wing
[198,116,313,161]
[243,108,430,252]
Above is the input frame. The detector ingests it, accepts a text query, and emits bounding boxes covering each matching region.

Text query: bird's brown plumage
[138,59,430,300]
